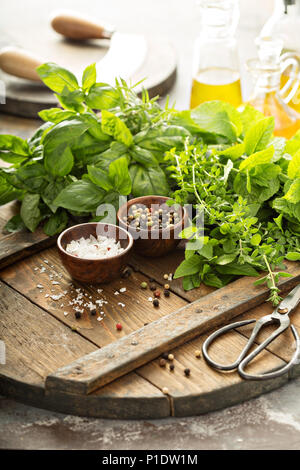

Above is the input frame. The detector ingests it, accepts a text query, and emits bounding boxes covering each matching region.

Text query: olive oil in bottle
[190,67,242,108]
[247,37,300,139]
[190,0,242,109]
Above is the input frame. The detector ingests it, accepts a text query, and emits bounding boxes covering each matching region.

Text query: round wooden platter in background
[1,202,300,419]
[0,37,177,118]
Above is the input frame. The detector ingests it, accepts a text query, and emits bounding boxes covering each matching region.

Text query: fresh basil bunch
[0,62,190,236]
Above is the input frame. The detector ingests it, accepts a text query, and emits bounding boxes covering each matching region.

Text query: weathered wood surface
[45,261,300,395]
[0,280,170,419]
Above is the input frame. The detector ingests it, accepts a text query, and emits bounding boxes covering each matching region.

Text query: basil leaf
[129,146,158,166]
[41,179,69,213]
[0,135,30,163]
[108,156,132,195]
[82,63,96,91]
[20,193,42,232]
[86,83,120,110]
[87,165,113,191]
[53,180,105,212]
[37,62,79,93]
[101,110,133,146]
[216,263,259,277]
[15,163,47,192]
[0,172,23,205]
[42,118,91,176]
[4,214,26,233]
[129,164,169,197]
[38,108,76,123]
[43,209,68,236]
[55,87,85,113]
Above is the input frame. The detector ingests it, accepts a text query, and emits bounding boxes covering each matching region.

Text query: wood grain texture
[137,324,287,417]
[0,247,187,347]
[0,279,170,419]
[45,262,300,395]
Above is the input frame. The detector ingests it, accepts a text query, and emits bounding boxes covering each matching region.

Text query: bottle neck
[252,69,281,93]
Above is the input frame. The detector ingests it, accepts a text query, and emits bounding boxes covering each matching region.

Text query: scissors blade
[277,283,300,314]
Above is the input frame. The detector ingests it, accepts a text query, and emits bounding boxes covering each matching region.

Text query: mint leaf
[174,255,202,278]
[283,178,300,204]
[240,146,274,171]
[288,149,300,179]
[244,117,274,155]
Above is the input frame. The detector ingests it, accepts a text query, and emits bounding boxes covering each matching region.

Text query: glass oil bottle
[247,37,300,139]
[261,0,300,113]
[190,0,242,109]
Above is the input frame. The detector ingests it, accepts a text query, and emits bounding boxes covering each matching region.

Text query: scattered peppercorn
[169,364,175,372]
[159,358,167,367]
[184,368,191,377]
[164,289,170,297]
[90,309,97,316]
[162,353,169,360]
[195,350,201,358]
[168,354,174,361]
[140,281,148,289]
[164,284,170,290]
[153,298,159,307]
[154,289,161,298]
[116,323,122,331]
[162,387,169,395]
[75,311,81,319]
[144,322,149,326]
[121,267,132,278]
[150,284,157,291]
[149,278,156,283]
[163,274,169,280]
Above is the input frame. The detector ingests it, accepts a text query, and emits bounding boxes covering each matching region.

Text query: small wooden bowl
[57,222,133,284]
[117,196,188,257]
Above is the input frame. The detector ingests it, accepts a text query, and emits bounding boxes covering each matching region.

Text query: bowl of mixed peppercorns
[117,195,188,257]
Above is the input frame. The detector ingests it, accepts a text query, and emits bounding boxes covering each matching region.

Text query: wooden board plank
[0,247,187,347]
[136,325,287,417]
[45,262,300,395]
[0,279,170,419]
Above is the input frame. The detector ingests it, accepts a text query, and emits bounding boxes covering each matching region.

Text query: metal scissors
[202,284,300,380]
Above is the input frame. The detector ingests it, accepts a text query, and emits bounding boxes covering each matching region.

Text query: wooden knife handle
[0,47,42,81]
[50,10,114,40]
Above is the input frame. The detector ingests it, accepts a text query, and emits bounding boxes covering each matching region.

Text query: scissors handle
[202,314,300,379]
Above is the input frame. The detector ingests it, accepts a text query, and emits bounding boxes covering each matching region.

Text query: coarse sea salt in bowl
[57,223,133,284]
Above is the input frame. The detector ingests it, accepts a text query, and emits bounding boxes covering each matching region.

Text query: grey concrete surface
[1,377,300,449]
[2,0,299,451]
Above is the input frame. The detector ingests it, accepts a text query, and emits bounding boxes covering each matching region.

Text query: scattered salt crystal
[97,316,103,321]
[44,259,49,264]
[36,284,43,289]
[34,267,38,271]
[97,289,103,294]
[66,234,124,259]
[50,294,65,301]
[45,294,49,298]
[118,302,125,308]
[148,297,153,302]
[52,281,60,285]
[114,291,119,295]
[119,287,126,293]
[63,312,68,316]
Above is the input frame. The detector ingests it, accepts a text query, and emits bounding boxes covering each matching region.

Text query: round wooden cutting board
[0,37,177,118]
